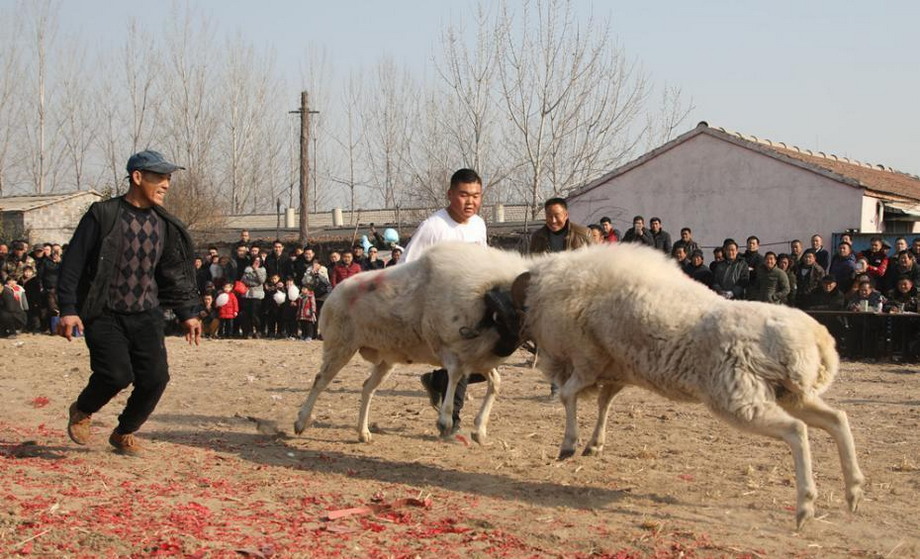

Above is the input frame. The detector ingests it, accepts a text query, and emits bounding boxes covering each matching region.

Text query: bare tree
[55,35,98,191]
[643,84,695,149]
[158,4,224,228]
[0,5,25,197]
[329,72,368,217]
[361,57,417,209]
[21,0,60,194]
[496,0,655,215]
[433,3,515,201]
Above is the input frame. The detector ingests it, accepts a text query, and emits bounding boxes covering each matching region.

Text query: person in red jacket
[859,237,890,282]
[331,250,362,287]
[216,282,239,338]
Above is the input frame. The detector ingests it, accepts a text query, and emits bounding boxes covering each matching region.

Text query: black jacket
[57,197,199,323]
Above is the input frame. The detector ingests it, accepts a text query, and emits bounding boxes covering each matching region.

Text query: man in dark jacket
[621,215,653,246]
[648,217,672,254]
[58,150,201,457]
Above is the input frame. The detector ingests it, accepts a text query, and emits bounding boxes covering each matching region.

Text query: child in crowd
[280,277,300,338]
[262,275,283,338]
[216,282,239,339]
[198,293,220,338]
[296,285,317,341]
[21,265,43,332]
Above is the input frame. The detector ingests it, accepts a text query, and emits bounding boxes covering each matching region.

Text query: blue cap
[126,150,185,175]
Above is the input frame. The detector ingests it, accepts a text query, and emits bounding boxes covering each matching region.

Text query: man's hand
[182,317,202,346]
[57,315,84,341]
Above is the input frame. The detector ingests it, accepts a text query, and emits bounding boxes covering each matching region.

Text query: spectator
[279,277,300,338]
[216,282,239,338]
[21,265,42,332]
[283,246,307,286]
[296,284,318,341]
[353,244,369,271]
[232,245,250,281]
[829,241,858,293]
[198,293,220,338]
[366,247,386,270]
[41,245,62,332]
[811,234,830,270]
[711,239,749,299]
[234,229,251,250]
[795,249,826,308]
[685,249,713,288]
[882,250,920,293]
[588,224,604,244]
[847,280,886,313]
[648,217,672,253]
[262,276,283,338]
[776,254,798,306]
[894,237,909,255]
[805,275,845,311]
[194,256,211,295]
[672,227,700,256]
[2,240,34,283]
[0,274,27,337]
[386,246,403,267]
[264,240,286,279]
[747,251,790,304]
[239,256,267,339]
[529,197,591,254]
[709,246,724,273]
[331,250,362,287]
[621,215,653,246]
[790,239,805,269]
[671,245,689,269]
[742,235,764,284]
[912,238,920,261]
[529,197,591,397]
[859,237,890,281]
[327,251,341,272]
[885,277,919,313]
[303,257,330,337]
[599,217,618,243]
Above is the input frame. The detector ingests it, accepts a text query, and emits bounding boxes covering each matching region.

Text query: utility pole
[290,91,319,245]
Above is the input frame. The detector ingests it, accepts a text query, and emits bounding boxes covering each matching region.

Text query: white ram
[508,243,864,528]
[294,242,528,443]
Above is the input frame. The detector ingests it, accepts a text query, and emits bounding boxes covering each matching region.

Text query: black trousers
[429,369,487,423]
[76,309,170,434]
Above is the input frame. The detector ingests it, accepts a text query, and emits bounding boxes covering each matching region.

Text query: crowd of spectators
[585,216,920,360]
[4,218,920,358]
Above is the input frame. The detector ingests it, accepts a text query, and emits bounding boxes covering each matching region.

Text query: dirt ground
[1,334,918,558]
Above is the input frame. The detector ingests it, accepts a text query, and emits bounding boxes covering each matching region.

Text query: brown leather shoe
[109,430,143,456]
[67,402,92,445]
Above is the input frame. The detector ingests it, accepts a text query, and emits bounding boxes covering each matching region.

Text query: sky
[39,0,920,175]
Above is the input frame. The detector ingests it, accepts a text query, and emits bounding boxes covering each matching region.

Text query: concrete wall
[568,133,866,250]
[23,192,101,244]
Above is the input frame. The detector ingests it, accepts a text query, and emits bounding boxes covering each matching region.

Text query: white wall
[569,133,865,251]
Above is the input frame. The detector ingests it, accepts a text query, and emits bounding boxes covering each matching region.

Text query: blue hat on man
[126,150,185,175]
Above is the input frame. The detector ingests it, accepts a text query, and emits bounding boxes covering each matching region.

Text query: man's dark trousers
[75,308,170,434]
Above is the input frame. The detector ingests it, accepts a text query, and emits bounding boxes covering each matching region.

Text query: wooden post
[299,91,310,244]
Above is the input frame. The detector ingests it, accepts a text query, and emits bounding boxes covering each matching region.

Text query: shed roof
[0,190,103,212]
[571,122,920,203]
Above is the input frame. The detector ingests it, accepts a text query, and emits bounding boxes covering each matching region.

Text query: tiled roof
[705,125,920,202]
[572,123,920,203]
[0,190,102,212]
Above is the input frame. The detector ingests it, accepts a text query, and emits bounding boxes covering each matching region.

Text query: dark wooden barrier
[806,311,920,362]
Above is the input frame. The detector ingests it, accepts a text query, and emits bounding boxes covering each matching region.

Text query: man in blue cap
[58,150,202,456]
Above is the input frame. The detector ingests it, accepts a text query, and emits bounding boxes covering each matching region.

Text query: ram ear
[510,272,531,310]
